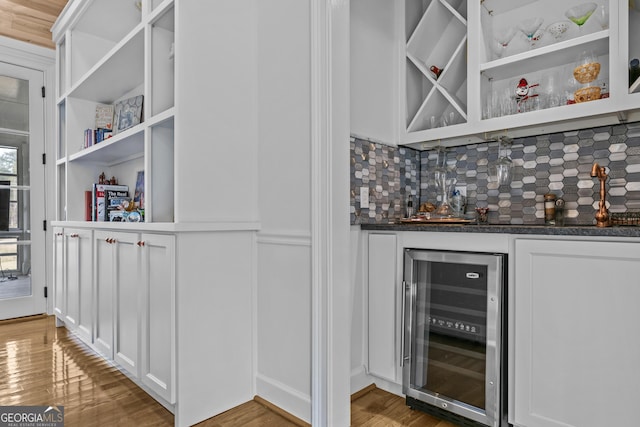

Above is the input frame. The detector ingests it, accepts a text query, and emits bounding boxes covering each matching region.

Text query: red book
[85,191,92,221]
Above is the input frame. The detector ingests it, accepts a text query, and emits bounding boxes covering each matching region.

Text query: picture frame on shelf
[134,170,144,209]
[95,104,114,130]
[113,95,144,134]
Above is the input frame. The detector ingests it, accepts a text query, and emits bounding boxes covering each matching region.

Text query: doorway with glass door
[0,61,46,320]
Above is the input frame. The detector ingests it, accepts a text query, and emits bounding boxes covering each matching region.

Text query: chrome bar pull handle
[400,280,408,367]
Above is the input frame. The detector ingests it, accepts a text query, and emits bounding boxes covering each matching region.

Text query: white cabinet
[512,238,640,427]
[350,0,399,145]
[52,1,258,424]
[389,0,640,149]
[93,230,142,379]
[53,227,65,319]
[90,229,175,397]
[65,228,93,344]
[140,233,175,403]
[93,230,115,359]
[113,232,141,378]
[367,233,398,382]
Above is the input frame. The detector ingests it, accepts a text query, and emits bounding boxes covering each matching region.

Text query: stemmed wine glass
[594,4,609,30]
[565,3,598,33]
[518,17,544,50]
[492,26,517,59]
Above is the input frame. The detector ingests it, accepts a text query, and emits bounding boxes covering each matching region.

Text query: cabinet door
[140,233,175,403]
[64,231,79,331]
[113,232,141,378]
[94,230,115,359]
[513,239,640,427]
[53,228,65,319]
[66,228,93,343]
[351,0,399,145]
[368,233,398,382]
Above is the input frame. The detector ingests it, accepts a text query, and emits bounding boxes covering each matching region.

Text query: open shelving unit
[404,0,468,133]
[479,0,611,121]
[54,0,175,224]
[629,3,640,94]
[393,0,640,149]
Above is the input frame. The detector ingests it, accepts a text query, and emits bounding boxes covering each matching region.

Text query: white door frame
[0,36,56,317]
[310,1,351,425]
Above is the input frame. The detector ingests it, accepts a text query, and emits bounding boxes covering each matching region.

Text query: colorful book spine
[93,184,129,221]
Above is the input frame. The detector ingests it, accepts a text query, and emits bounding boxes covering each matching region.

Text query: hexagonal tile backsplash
[351,122,640,225]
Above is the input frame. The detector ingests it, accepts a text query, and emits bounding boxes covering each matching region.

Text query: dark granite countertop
[360,222,640,237]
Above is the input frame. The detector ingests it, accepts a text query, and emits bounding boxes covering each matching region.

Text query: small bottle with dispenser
[544,193,557,225]
[406,194,415,218]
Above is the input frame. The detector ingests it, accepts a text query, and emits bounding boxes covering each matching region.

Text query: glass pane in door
[0,75,31,301]
[410,260,488,410]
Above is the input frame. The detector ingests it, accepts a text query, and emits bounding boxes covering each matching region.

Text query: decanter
[432,147,457,218]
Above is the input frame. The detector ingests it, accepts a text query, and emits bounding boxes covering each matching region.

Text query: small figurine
[98,172,106,184]
[515,78,530,98]
[515,78,540,112]
[429,65,443,80]
[110,176,117,185]
[122,200,137,212]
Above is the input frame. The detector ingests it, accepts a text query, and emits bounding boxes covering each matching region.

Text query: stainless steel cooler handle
[400,280,409,367]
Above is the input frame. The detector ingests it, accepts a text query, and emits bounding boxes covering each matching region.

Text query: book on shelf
[85,191,92,221]
[84,128,113,149]
[92,183,129,221]
[84,128,95,148]
[97,128,113,143]
[113,95,144,134]
[95,104,114,130]
[105,190,130,222]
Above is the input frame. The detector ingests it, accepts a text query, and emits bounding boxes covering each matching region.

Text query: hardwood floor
[0,315,173,426]
[0,315,456,426]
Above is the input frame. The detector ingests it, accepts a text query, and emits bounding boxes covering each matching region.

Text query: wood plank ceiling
[0,0,68,49]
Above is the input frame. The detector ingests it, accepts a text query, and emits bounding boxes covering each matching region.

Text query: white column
[310,0,351,425]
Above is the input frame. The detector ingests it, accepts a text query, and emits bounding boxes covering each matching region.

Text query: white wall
[175,0,259,224]
[256,0,313,422]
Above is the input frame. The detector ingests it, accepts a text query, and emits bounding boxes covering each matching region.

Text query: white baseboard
[255,373,311,424]
[373,377,404,398]
[350,365,404,398]
[350,365,374,395]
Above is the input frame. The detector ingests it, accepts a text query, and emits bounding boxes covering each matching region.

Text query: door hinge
[41,86,45,98]
[43,220,47,231]
[42,153,46,165]
[44,286,48,298]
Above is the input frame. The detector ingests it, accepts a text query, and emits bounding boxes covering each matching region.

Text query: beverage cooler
[402,249,506,427]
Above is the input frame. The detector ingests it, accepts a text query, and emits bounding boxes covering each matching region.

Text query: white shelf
[480,30,610,81]
[147,107,175,128]
[68,125,144,166]
[69,27,145,103]
[73,0,142,43]
[631,77,640,94]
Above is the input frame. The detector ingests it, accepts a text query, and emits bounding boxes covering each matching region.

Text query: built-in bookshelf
[53,0,175,223]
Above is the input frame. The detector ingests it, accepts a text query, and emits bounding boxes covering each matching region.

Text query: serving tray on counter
[399,217,474,224]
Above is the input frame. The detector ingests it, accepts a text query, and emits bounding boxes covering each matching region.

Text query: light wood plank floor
[0,315,456,426]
